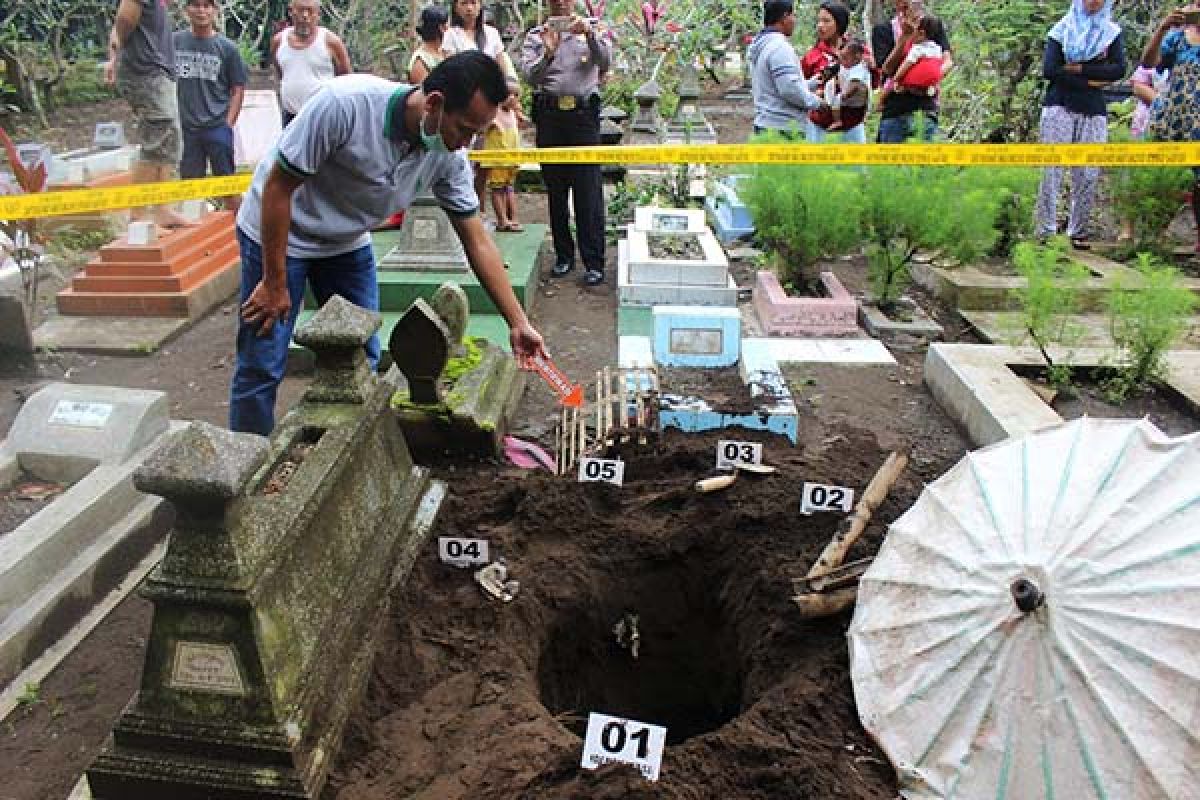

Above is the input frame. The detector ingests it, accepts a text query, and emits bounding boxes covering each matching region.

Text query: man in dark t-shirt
[871,0,953,142]
[174,0,248,204]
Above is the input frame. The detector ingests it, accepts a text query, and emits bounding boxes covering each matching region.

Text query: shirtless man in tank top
[270,0,352,126]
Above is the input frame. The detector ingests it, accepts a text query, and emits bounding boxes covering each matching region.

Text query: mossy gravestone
[429,281,469,358]
[389,288,523,460]
[87,295,446,799]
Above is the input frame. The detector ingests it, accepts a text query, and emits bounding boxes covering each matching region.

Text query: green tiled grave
[293,224,546,355]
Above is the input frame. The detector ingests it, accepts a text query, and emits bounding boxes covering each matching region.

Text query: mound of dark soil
[324,427,922,800]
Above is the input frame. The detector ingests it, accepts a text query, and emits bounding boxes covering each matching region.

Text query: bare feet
[153,207,200,230]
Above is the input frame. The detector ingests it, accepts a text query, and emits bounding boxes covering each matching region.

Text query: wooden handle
[694,473,737,493]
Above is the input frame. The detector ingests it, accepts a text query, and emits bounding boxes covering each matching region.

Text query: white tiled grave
[618,207,738,307]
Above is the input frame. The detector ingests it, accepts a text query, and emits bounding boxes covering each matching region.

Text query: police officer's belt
[535,93,597,112]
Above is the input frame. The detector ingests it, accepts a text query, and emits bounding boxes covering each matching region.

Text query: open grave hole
[537,552,744,745]
[327,427,936,800]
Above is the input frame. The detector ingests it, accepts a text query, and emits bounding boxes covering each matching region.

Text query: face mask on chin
[420,106,449,153]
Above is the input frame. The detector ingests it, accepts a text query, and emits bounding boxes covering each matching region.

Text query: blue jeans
[180,124,236,179]
[229,228,380,435]
[805,120,867,144]
[877,113,938,143]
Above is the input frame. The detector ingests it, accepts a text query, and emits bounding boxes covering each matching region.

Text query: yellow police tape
[0,175,250,221]
[3,142,1199,220]
[471,141,1200,167]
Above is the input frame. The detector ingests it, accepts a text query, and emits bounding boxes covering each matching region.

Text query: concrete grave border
[925,343,1200,447]
[753,270,859,336]
[0,383,182,698]
[911,250,1200,312]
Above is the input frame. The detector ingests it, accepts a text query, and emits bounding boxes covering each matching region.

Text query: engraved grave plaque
[169,641,246,696]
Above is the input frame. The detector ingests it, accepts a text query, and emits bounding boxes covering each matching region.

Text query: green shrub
[602,74,639,120]
[968,168,1041,257]
[1010,239,1088,390]
[860,166,1004,310]
[54,59,117,106]
[1104,253,1197,402]
[742,154,864,292]
[1108,164,1193,259]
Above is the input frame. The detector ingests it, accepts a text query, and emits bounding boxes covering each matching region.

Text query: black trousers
[534,106,605,272]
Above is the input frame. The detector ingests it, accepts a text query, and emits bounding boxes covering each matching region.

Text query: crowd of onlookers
[748,0,1200,252]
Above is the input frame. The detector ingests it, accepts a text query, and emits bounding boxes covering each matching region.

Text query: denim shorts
[117,70,182,165]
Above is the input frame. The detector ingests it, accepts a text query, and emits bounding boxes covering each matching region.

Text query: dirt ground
[0,76,1191,800]
[323,427,943,800]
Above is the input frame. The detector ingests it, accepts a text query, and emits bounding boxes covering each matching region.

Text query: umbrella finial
[1010,578,1044,613]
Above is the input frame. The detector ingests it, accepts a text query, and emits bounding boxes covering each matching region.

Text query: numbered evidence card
[581,712,667,782]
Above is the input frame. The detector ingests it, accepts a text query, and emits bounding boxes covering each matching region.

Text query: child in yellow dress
[485,84,526,232]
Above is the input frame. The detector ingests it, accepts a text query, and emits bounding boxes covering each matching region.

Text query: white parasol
[848,417,1200,800]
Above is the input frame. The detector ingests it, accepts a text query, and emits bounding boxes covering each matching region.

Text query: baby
[892,15,945,97]
[824,39,871,131]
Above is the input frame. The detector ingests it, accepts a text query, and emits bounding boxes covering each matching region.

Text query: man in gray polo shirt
[231,51,546,435]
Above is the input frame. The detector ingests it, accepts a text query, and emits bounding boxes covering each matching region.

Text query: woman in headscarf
[1034,0,1126,249]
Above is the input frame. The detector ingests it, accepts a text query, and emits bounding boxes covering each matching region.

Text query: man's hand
[241,280,291,336]
[509,319,548,370]
[104,60,117,86]
[540,27,561,54]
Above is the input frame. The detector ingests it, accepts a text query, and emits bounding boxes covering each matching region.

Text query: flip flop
[503,435,557,472]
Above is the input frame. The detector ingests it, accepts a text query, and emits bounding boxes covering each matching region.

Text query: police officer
[519,0,613,287]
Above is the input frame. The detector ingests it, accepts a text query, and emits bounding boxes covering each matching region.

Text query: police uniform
[519,19,612,284]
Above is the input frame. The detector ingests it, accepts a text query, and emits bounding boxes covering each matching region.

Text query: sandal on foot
[1069,236,1091,251]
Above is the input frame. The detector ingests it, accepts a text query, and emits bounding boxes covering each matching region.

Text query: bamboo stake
[792,588,859,618]
[603,366,612,436]
[805,451,908,580]
[596,370,603,445]
[555,413,562,476]
[793,451,908,618]
[578,407,586,459]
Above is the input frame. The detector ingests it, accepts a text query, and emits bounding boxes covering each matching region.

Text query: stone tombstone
[378,194,469,272]
[389,298,451,404]
[88,304,444,799]
[600,105,630,126]
[429,281,470,358]
[293,293,381,405]
[663,63,717,144]
[0,287,33,362]
[15,142,51,173]
[632,78,663,134]
[0,382,169,484]
[675,62,703,123]
[600,117,624,146]
[93,122,127,149]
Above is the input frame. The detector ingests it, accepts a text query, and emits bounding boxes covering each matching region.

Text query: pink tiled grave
[753,270,859,336]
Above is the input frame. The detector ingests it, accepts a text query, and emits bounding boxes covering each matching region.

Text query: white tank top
[277,27,336,114]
